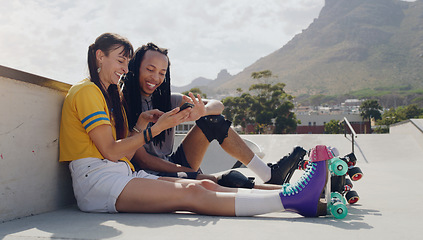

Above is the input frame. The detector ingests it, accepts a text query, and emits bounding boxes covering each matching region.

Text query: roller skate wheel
[344,185,352,192]
[298,160,309,170]
[345,153,357,164]
[346,190,360,204]
[330,202,348,219]
[330,158,348,176]
[348,167,363,181]
[345,178,353,188]
[331,192,347,205]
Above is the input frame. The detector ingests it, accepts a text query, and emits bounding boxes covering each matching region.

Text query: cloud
[0,0,324,86]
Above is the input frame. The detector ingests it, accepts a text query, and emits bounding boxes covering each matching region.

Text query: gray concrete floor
[1,132,422,240]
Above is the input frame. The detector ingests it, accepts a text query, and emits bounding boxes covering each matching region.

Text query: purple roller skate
[279,145,332,217]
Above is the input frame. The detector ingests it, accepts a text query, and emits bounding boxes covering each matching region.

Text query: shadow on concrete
[0,203,380,239]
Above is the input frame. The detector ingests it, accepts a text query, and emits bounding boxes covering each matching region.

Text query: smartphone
[179,102,194,112]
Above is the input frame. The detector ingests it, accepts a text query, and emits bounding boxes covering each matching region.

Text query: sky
[0,0,327,87]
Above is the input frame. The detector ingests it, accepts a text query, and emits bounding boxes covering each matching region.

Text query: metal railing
[339,117,357,153]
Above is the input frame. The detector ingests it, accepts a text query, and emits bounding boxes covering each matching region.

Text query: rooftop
[1,65,422,240]
[1,130,422,239]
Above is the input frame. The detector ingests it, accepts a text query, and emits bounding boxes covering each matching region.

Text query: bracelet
[147,127,152,142]
[143,129,150,143]
[132,125,141,133]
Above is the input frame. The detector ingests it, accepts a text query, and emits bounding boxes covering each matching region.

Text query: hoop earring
[97,67,101,73]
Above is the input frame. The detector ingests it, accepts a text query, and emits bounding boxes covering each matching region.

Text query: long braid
[151,60,172,147]
[121,43,171,147]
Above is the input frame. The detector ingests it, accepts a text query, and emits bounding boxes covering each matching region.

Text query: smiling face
[97,45,129,89]
[138,50,169,96]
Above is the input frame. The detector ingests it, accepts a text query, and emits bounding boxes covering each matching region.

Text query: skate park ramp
[1,67,423,239]
[1,128,422,240]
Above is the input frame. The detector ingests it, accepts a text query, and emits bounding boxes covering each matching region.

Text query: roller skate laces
[279,145,330,217]
[280,162,317,197]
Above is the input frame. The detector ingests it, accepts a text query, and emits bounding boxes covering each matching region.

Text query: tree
[359,99,382,133]
[374,104,423,133]
[397,104,422,119]
[374,108,400,133]
[274,105,298,134]
[222,93,256,129]
[251,70,273,83]
[324,120,341,134]
[359,99,382,121]
[249,82,296,133]
[182,87,207,99]
[222,70,297,134]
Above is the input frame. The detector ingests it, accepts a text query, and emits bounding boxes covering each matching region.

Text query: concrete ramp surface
[1,67,422,239]
[1,131,422,240]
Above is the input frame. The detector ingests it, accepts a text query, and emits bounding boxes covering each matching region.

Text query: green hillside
[215,0,423,97]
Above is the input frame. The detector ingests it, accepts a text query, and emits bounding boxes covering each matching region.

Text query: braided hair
[87,33,133,140]
[121,42,171,147]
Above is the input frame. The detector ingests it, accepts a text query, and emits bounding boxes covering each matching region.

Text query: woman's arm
[182,92,224,122]
[88,107,191,162]
[132,147,195,172]
[89,125,144,161]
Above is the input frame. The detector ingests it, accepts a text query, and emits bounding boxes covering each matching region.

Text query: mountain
[171,69,233,96]
[171,77,213,93]
[201,0,423,97]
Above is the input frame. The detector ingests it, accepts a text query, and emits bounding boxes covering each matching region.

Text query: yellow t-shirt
[59,79,134,171]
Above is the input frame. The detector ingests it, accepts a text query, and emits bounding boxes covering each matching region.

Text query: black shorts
[168,145,191,168]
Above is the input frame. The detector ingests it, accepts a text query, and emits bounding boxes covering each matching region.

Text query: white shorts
[69,157,159,213]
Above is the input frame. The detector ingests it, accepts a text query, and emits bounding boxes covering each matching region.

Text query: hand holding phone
[179,102,194,112]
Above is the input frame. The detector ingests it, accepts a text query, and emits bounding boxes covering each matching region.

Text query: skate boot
[217,170,255,189]
[331,174,360,204]
[298,159,310,170]
[331,175,347,194]
[266,146,307,185]
[279,145,331,217]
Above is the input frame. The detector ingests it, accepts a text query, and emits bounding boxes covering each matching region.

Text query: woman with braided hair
[121,42,308,188]
[59,33,330,217]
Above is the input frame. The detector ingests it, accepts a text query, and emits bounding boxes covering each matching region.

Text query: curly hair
[121,42,171,146]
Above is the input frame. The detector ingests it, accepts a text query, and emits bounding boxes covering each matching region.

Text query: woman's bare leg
[253,183,282,190]
[159,177,236,192]
[219,128,255,165]
[182,126,255,171]
[115,178,236,216]
[181,126,211,171]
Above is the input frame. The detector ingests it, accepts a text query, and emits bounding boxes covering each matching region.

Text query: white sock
[246,154,271,182]
[237,188,281,195]
[233,192,284,216]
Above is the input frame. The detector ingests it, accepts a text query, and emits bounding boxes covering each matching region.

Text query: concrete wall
[0,65,74,222]
[1,65,422,223]
[390,119,423,150]
[176,132,423,184]
[296,114,363,126]
[296,114,370,134]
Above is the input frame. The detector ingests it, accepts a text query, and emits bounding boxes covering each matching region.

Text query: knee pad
[217,170,255,189]
[195,115,232,144]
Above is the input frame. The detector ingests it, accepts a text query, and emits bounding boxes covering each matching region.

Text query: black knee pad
[195,115,232,144]
[217,170,255,189]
